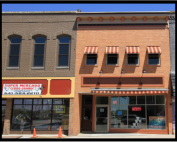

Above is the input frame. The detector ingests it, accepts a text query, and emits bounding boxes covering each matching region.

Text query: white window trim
[126,54,139,65]
[85,54,98,65]
[148,54,161,65]
[106,54,119,65]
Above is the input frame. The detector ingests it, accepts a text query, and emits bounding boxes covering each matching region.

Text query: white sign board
[2,84,42,95]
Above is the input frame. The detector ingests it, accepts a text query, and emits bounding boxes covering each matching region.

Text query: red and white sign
[132,107,141,111]
[2,84,42,95]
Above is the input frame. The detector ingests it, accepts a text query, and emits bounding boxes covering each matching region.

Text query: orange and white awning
[106,46,119,54]
[84,46,98,54]
[147,46,161,54]
[126,46,140,54]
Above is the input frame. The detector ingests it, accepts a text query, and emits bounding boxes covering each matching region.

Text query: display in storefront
[2,84,42,95]
[132,107,141,111]
[149,116,165,129]
[55,105,65,113]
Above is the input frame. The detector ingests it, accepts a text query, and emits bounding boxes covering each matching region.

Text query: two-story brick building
[2,11,77,135]
[73,11,173,135]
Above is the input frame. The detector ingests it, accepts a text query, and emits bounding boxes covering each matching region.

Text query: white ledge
[56,66,69,69]
[31,67,44,70]
[6,67,19,70]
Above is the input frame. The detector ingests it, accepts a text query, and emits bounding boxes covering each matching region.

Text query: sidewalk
[2,133,175,139]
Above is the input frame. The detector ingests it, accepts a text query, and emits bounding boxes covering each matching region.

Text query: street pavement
[2,133,176,139]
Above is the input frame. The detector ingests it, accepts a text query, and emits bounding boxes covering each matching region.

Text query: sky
[2,4,175,12]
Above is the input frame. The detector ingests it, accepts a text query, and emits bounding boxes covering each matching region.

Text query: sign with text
[149,116,165,129]
[132,107,141,111]
[2,84,42,95]
[55,105,65,113]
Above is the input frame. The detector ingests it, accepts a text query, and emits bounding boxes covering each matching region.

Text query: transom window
[9,37,21,67]
[58,37,70,66]
[33,37,45,67]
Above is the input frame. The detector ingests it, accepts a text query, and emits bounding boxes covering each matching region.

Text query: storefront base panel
[10,131,68,135]
[109,129,168,134]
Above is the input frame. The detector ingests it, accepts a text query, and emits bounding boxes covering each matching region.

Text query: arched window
[9,37,21,67]
[33,37,45,67]
[58,37,70,66]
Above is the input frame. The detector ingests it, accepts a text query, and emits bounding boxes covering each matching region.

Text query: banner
[149,116,165,129]
[2,84,42,95]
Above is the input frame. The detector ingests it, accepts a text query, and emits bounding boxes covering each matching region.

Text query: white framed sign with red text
[2,84,42,95]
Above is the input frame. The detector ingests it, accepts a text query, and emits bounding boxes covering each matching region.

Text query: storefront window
[110,95,166,130]
[96,97,108,104]
[11,105,32,130]
[128,106,146,129]
[11,99,70,131]
[147,105,166,129]
[2,100,6,134]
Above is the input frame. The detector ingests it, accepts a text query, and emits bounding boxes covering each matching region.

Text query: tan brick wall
[73,28,172,135]
[3,98,12,135]
[68,98,74,136]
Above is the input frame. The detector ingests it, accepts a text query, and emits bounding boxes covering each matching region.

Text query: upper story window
[127,54,139,65]
[9,37,21,67]
[58,37,70,66]
[148,54,160,65]
[86,54,97,65]
[33,37,45,67]
[107,54,118,65]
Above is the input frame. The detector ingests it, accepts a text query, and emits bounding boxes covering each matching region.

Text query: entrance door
[95,106,108,132]
[81,95,93,132]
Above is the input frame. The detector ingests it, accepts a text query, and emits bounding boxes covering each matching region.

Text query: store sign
[132,107,141,111]
[2,84,42,95]
[55,105,65,113]
[149,116,165,129]
[113,100,117,104]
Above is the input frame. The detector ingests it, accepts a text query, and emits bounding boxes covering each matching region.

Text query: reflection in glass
[32,105,51,130]
[14,99,23,104]
[2,106,6,134]
[11,37,21,43]
[111,97,118,105]
[2,100,6,105]
[128,106,146,129]
[119,96,127,105]
[11,105,32,130]
[51,105,69,130]
[53,99,63,104]
[110,106,127,128]
[43,99,52,105]
[33,99,42,104]
[35,37,45,43]
[24,99,32,104]
[59,37,70,43]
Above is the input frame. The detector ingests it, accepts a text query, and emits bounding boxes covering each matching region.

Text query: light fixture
[142,69,146,74]
[121,69,124,74]
[99,69,103,74]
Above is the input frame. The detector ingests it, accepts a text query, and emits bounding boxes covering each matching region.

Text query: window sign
[55,105,65,113]
[118,111,122,115]
[132,107,141,111]
[3,84,42,95]
[149,116,165,129]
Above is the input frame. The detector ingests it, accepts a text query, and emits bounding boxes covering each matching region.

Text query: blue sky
[2,4,175,12]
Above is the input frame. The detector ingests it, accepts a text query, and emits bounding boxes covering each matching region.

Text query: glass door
[95,106,108,132]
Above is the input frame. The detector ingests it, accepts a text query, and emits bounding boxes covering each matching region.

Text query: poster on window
[2,84,42,95]
[149,116,165,129]
[55,105,65,113]
[64,120,69,130]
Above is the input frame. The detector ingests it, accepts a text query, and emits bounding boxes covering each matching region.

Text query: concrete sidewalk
[2,133,175,139]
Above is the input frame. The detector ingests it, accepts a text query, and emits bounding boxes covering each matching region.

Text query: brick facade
[2,12,77,135]
[74,27,172,135]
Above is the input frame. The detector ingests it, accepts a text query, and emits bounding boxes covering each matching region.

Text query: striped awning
[126,46,140,54]
[147,46,161,54]
[84,46,98,54]
[106,46,119,54]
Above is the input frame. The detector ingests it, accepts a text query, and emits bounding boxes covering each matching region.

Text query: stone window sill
[6,67,19,70]
[56,66,69,69]
[31,67,44,70]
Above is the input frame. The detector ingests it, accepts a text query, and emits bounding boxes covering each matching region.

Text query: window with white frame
[148,54,160,65]
[107,54,118,65]
[127,54,139,65]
